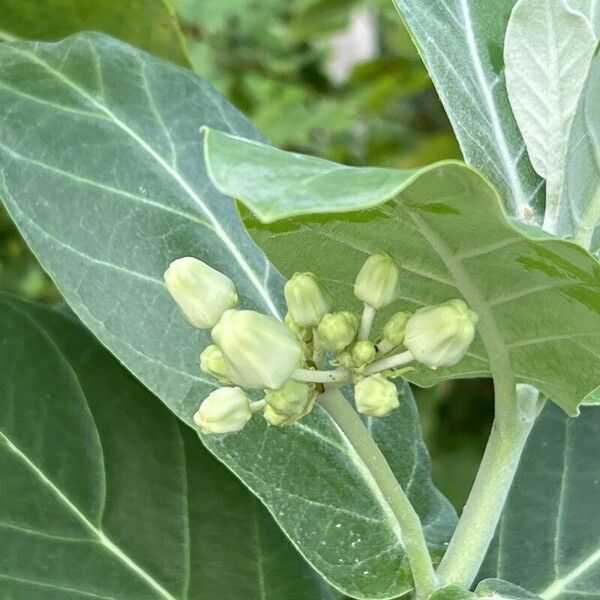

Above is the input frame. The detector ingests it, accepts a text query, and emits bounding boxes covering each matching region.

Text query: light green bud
[199,345,231,384]
[193,387,252,435]
[404,299,479,369]
[354,374,399,417]
[264,380,313,426]
[317,311,359,352]
[382,311,411,347]
[212,310,303,389]
[336,350,355,369]
[352,340,376,366]
[353,252,400,309]
[164,257,237,328]
[284,272,332,327]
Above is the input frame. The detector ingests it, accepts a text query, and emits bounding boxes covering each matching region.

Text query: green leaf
[0,35,455,599]
[480,404,600,598]
[392,0,544,222]
[504,0,597,233]
[0,0,190,67]
[475,579,541,599]
[0,294,334,599]
[203,128,600,415]
[558,59,600,251]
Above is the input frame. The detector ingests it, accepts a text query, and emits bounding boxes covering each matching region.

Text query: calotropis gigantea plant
[1,0,600,599]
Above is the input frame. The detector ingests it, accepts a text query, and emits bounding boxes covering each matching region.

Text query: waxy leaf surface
[204,129,600,415]
[392,0,544,222]
[0,35,454,599]
[504,0,596,233]
[475,579,541,599]
[0,294,334,599]
[481,404,600,598]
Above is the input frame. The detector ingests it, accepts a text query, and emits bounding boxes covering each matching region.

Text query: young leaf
[0,35,455,599]
[558,60,600,251]
[204,129,600,416]
[480,404,600,598]
[504,0,597,232]
[392,0,544,222]
[0,294,335,599]
[0,0,190,67]
[475,579,541,599]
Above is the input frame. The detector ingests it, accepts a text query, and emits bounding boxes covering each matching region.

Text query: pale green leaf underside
[481,404,600,599]
[475,579,541,599]
[0,294,333,600]
[504,0,596,232]
[204,129,600,415]
[393,0,544,222]
[0,35,455,599]
[559,59,600,252]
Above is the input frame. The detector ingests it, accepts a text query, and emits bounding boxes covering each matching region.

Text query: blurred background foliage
[0,0,490,509]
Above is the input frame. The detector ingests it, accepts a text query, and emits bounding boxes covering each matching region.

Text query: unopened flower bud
[317,311,359,352]
[336,350,355,369]
[382,311,411,347]
[284,272,332,327]
[164,257,237,328]
[353,252,400,309]
[352,340,376,366]
[193,387,252,435]
[404,299,479,368]
[354,374,399,417]
[264,380,313,426]
[199,345,231,384]
[212,310,303,389]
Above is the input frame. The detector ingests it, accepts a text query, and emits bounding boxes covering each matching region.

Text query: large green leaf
[0,0,190,67]
[203,129,600,415]
[0,35,455,599]
[0,294,334,599]
[392,0,544,221]
[475,579,541,599]
[480,404,600,598]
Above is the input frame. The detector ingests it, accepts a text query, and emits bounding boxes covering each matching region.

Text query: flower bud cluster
[165,254,479,436]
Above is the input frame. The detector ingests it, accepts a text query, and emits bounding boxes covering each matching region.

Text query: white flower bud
[212,310,303,389]
[193,387,252,435]
[284,272,332,327]
[353,252,400,309]
[352,340,376,367]
[264,380,314,426]
[199,345,231,384]
[382,311,411,347]
[164,257,237,328]
[354,374,399,417]
[317,311,360,352]
[404,299,479,368]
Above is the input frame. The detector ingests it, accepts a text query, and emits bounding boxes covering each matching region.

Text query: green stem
[358,304,376,340]
[436,384,543,588]
[364,350,414,375]
[292,367,350,384]
[319,387,438,599]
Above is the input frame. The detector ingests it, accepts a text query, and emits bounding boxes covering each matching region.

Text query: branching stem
[436,384,543,588]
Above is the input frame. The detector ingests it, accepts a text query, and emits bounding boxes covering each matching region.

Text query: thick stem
[364,350,414,376]
[436,384,542,588]
[292,367,350,384]
[358,304,376,340]
[319,387,438,599]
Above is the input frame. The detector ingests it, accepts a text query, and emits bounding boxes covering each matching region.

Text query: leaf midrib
[2,42,281,319]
